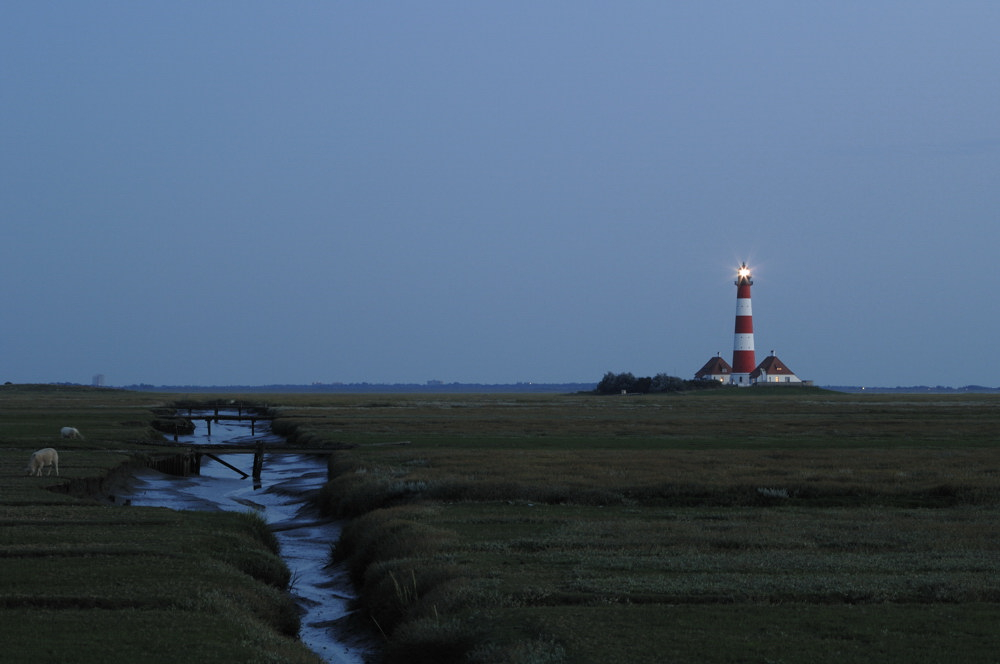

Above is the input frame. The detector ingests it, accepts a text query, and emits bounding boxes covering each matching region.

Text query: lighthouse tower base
[730,373,753,387]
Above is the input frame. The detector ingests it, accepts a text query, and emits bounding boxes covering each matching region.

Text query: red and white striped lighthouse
[731,262,756,385]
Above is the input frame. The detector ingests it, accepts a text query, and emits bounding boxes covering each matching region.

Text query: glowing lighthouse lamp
[731,262,756,386]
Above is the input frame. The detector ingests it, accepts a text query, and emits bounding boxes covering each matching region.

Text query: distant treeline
[594,372,722,395]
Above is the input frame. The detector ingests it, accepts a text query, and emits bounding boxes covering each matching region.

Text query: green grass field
[4,386,1000,663]
[268,389,1000,663]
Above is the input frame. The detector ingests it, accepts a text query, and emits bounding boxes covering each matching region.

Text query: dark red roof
[695,356,733,378]
[751,355,796,379]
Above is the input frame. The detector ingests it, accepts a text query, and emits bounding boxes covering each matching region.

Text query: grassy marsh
[273,389,1000,663]
[0,386,320,664]
[5,386,1000,662]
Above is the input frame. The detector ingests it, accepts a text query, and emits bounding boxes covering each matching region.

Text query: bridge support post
[252,442,264,481]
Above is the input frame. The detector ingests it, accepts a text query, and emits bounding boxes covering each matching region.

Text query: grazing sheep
[26,448,59,476]
[60,427,84,440]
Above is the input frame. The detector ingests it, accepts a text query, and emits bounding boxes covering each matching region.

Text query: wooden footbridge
[144,440,409,483]
[149,441,350,481]
[198,443,336,481]
[169,413,270,440]
[149,406,407,481]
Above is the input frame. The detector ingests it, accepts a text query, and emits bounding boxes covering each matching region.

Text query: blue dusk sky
[1,3,998,387]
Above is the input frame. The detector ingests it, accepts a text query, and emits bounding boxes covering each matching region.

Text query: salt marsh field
[4,386,1000,663]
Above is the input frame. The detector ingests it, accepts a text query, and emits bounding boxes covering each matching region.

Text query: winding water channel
[120,412,374,664]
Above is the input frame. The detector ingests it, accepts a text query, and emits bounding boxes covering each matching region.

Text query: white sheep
[60,427,84,440]
[26,448,59,476]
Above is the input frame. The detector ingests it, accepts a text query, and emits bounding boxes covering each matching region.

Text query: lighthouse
[694,262,809,387]
[731,262,756,385]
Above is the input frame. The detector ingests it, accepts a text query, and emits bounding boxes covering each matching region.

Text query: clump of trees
[594,371,723,395]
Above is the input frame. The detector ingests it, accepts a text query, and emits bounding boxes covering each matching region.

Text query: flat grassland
[4,386,1000,664]
[267,388,1000,663]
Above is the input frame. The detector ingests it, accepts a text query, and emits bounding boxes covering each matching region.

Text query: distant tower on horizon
[731,262,756,385]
